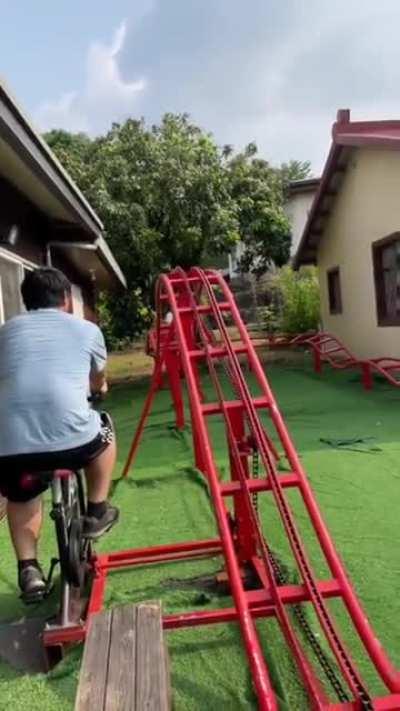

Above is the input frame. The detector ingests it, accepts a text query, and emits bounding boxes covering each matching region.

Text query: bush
[276,266,320,334]
[97,289,153,351]
[260,266,320,334]
[257,305,280,333]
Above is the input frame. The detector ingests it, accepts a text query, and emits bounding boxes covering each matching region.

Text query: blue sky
[2,0,400,172]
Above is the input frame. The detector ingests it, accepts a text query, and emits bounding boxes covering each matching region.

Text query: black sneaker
[82,504,119,540]
[19,565,47,604]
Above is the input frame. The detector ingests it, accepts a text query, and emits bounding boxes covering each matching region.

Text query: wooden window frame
[327,267,342,315]
[372,233,400,327]
[0,248,35,325]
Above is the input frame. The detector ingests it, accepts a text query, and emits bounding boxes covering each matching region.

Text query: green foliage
[44,119,309,344]
[275,266,320,334]
[97,289,153,351]
[258,305,281,333]
[279,159,312,193]
[260,266,320,334]
[226,147,292,276]
[45,116,241,345]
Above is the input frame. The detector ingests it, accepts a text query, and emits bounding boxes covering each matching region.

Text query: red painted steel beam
[220,473,299,496]
[201,396,269,416]
[158,271,278,711]
[104,548,222,570]
[179,267,330,707]
[329,698,400,710]
[163,579,342,630]
[212,269,400,694]
[163,604,275,629]
[101,537,222,565]
[43,624,86,646]
[188,344,249,359]
[97,267,400,710]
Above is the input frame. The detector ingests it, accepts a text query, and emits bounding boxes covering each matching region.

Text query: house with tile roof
[295,109,400,358]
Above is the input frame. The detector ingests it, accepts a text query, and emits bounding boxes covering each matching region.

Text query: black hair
[21,267,72,311]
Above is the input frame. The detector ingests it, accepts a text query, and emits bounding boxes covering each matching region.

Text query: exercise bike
[21,395,108,652]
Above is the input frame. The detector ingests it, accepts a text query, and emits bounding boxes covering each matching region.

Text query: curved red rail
[296,332,400,389]
[122,269,400,709]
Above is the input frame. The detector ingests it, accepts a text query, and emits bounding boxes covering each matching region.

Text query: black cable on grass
[320,437,382,453]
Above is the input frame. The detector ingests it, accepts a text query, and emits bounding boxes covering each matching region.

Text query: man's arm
[90,326,108,395]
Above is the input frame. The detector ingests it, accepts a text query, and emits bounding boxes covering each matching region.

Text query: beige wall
[285,190,316,256]
[318,147,400,358]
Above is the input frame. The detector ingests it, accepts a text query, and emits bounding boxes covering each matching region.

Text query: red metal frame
[44,269,400,710]
[295,331,400,390]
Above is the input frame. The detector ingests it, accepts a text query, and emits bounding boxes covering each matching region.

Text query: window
[327,267,342,314]
[373,234,400,326]
[71,284,84,319]
[0,250,34,324]
[0,258,23,321]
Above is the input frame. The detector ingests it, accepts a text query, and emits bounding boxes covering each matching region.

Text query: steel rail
[207,268,400,694]
[194,267,373,708]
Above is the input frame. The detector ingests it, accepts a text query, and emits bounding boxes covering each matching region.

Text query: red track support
[46,270,400,710]
[294,331,400,390]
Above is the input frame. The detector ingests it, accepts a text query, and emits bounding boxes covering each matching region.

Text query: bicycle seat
[20,469,74,490]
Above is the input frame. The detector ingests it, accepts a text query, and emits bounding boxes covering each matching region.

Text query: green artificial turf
[1,362,400,710]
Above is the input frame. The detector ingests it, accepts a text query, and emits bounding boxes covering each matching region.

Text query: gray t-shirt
[0,309,107,456]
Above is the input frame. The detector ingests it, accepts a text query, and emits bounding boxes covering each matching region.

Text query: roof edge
[97,236,127,289]
[293,142,341,269]
[0,77,103,235]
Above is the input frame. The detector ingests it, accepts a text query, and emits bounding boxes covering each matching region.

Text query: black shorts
[0,412,114,503]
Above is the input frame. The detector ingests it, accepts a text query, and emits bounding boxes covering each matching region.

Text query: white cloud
[34,20,146,134]
[34,91,91,134]
[34,1,400,171]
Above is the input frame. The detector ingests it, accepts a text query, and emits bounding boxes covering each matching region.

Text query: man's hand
[99,380,109,396]
[90,369,108,396]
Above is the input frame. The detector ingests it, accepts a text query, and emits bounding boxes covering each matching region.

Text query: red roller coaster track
[44,269,400,709]
[296,332,400,390]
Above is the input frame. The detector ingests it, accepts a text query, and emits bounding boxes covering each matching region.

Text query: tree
[45,118,308,345]
[226,146,292,276]
[45,115,241,344]
[279,159,312,191]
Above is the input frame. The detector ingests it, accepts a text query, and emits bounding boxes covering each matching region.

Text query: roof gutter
[46,238,127,289]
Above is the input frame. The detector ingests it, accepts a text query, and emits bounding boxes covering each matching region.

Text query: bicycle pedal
[20,590,47,606]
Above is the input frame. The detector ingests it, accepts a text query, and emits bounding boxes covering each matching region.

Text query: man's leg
[7,496,42,560]
[83,439,119,538]
[84,438,116,503]
[7,496,46,601]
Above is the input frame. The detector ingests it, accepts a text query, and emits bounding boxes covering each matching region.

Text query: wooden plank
[136,603,170,711]
[74,609,112,711]
[104,605,137,711]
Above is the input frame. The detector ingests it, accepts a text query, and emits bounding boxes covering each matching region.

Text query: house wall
[317,146,400,358]
[0,177,47,264]
[285,190,317,256]
[0,177,96,321]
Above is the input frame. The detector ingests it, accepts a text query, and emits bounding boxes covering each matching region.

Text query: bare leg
[84,439,116,503]
[7,496,43,561]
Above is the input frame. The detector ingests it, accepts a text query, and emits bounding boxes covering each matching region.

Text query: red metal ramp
[45,269,400,710]
[119,269,400,709]
[295,332,400,390]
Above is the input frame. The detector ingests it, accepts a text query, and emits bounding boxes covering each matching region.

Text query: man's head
[21,267,72,311]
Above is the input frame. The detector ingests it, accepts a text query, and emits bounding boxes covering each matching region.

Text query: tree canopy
[45,114,310,346]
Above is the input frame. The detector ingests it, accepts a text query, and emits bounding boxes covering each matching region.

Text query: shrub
[97,289,153,351]
[276,266,320,334]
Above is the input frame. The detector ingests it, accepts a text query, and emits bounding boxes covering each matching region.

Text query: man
[0,267,119,602]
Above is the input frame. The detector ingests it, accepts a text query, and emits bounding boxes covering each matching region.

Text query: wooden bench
[75,602,170,711]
